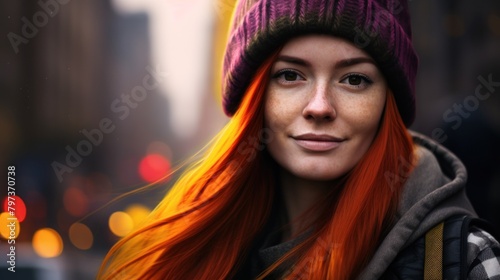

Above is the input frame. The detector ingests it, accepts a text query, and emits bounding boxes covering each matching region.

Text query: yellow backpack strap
[424,222,444,280]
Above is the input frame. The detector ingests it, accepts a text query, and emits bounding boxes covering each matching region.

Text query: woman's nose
[302,84,336,121]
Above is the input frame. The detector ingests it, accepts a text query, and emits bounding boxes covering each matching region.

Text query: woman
[99,0,500,279]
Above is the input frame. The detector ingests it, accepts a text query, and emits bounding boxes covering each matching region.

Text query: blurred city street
[0,0,499,279]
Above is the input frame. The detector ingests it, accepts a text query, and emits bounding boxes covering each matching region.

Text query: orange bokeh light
[125,204,151,229]
[109,211,134,237]
[32,228,63,258]
[0,212,20,240]
[69,222,93,250]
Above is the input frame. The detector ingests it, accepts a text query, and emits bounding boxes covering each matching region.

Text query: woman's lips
[292,133,345,152]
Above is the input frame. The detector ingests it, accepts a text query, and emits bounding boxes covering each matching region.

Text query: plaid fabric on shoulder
[467,227,500,280]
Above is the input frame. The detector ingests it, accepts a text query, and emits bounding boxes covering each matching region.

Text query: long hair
[99,52,415,279]
[99,52,279,279]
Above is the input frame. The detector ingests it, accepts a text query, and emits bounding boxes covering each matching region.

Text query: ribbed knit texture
[222,0,418,126]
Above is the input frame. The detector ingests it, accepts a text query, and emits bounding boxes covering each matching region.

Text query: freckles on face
[264,35,387,182]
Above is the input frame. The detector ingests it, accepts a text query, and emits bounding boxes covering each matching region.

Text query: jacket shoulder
[381,215,496,280]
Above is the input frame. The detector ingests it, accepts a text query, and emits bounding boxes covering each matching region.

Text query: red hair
[99,52,414,279]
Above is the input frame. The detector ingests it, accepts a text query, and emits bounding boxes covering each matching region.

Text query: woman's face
[264,35,387,181]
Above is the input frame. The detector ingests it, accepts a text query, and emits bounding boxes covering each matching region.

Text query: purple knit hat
[222,0,418,126]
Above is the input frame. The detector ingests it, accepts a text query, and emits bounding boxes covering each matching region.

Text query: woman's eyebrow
[275,55,375,69]
[275,55,311,67]
[335,57,376,69]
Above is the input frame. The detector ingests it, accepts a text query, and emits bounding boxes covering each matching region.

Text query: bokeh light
[3,195,27,222]
[69,222,94,250]
[0,212,20,239]
[138,153,171,183]
[125,204,151,229]
[63,186,89,217]
[32,228,63,258]
[109,211,134,237]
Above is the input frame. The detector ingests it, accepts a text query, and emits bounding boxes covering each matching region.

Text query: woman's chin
[290,168,347,182]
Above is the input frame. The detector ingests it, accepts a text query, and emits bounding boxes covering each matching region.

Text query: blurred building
[1,0,183,278]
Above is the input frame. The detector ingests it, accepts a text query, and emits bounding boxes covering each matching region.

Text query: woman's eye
[347,75,362,85]
[340,74,372,87]
[283,71,298,81]
[273,70,304,82]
